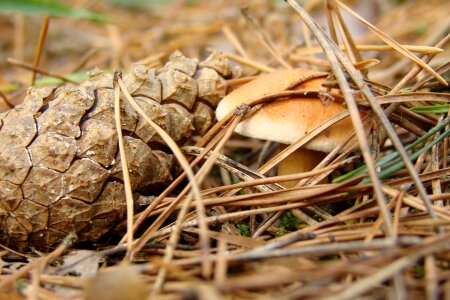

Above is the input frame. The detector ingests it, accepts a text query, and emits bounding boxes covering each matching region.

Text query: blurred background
[0,0,449,111]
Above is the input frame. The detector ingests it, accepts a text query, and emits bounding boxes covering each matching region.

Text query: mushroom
[216,69,355,187]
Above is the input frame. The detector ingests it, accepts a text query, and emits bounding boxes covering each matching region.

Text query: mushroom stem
[277,146,326,188]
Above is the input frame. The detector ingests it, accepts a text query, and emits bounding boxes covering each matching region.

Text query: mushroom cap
[216,69,354,153]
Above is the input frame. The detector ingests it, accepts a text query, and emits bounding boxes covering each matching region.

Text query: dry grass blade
[412,61,450,91]
[183,146,281,193]
[370,92,450,106]
[152,116,242,293]
[233,237,402,263]
[388,33,450,97]
[383,187,450,220]
[113,73,134,258]
[0,90,14,109]
[0,233,76,290]
[130,119,235,234]
[1,2,449,299]
[294,44,443,55]
[7,58,77,84]
[425,255,439,300]
[289,0,438,226]
[194,157,355,196]
[226,76,257,87]
[336,0,447,86]
[327,234,450,300]
[116,78,210,281]
[142,176,362,241]
[220,19,249,58]
[31,16,49,86]
[122,125,230,243]
[119,114,236,249]
[326,0,362,67]
[259,111,350,174]
[287,0,395,237]
[214,239,228,285]
[151,193,196,294]
[207,48,275,73]
[240,7,292,69]
[155,116,241,291]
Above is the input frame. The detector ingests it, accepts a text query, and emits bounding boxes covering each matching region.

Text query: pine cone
[0,51,235,251]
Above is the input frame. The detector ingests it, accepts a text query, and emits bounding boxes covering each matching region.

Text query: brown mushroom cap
[216,69,354,153]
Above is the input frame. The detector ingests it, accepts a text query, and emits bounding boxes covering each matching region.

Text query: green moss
[276,227,288,237]
[311,214,324,222]
[14,279,27,292]
[236,223,251,237]
[414,23,428,35]
[320,254,340,261]
[414,263,425,278]
[390,0,407,5]
[280,212,300,231]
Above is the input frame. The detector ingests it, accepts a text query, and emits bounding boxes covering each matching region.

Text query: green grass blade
[362,127,450,183]
[0,71,114,93]
[410,104,449,114]
[105,0,200,9]
[0,0,109,22]
[34,72,90,86]
[333,118,450,183]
